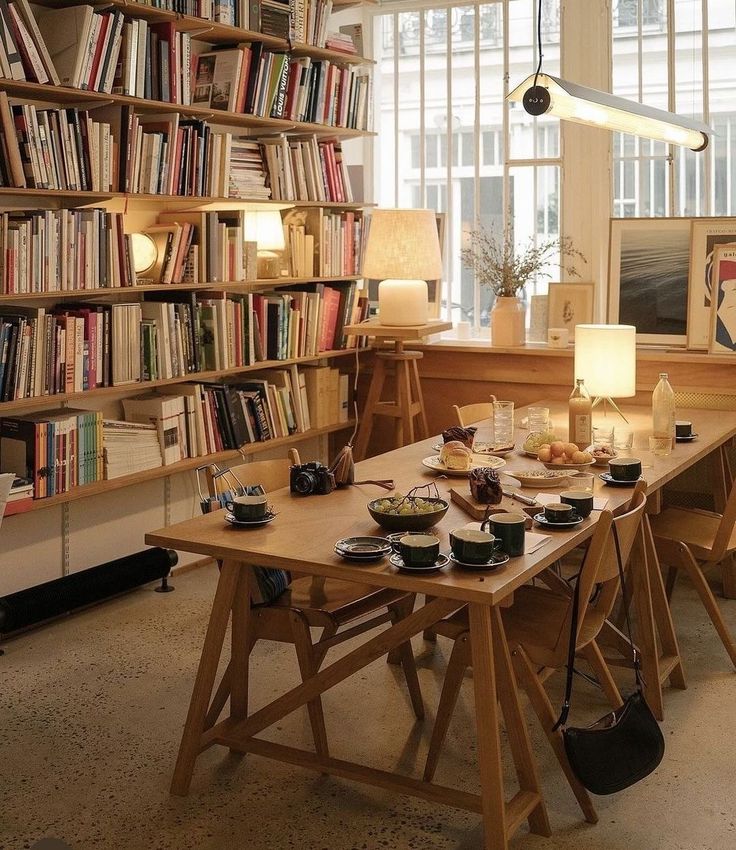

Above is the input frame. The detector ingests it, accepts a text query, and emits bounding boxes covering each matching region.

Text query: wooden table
[146,402,736,850]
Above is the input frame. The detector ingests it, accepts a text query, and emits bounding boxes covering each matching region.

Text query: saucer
[389,552,450,573]
[225,512,276,528]
[335,536,391,556]
[676,434,698,442]
[533,512,584,529]
[334,546,388,562]
[599,472,643,487]
[448,551,510,570]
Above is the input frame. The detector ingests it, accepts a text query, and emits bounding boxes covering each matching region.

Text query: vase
[490,295,527,346]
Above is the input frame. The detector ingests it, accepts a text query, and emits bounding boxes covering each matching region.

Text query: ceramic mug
[547,327,569,348]
[676,420,693,438]
[450,527,501,564]
[226,493,268,521]
[486,513,526,557]
[560,489,594,519]
[608,457,642,481]
[394,534,440,568]
[544,503,576,524]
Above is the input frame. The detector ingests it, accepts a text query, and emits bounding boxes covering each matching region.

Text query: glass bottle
[652,372,676,447]
[568,378,592,450]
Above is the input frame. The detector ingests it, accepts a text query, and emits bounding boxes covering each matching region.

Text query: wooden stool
[354,342,429,460]
[343,319,452,461]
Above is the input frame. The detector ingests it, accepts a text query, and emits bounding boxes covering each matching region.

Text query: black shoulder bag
[553,525,665,795]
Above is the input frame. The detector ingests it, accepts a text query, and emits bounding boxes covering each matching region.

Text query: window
[612,1,736,217]
[374,1,562,331]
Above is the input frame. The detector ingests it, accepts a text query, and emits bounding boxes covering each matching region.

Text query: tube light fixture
[508,73,711,152]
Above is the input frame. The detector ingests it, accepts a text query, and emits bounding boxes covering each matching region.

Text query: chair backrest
[550,482,648,663]
[453,396,497,427]
[224,447,301,493]
[710,459,736,560]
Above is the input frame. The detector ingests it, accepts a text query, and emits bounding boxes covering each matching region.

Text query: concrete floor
[2,563,735,850]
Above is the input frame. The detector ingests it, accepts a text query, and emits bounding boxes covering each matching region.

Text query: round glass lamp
[574,324,636,421]
[362,209,443,326]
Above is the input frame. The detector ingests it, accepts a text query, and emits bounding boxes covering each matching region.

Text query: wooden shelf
[32,0,374,64]
[0,79,374,139]
[0,276,363,301]
[0,348,363,413]
[12,419,355,514]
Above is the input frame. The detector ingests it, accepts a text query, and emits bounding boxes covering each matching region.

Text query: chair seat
[268,576,409,625]
[649,506,735,560]
[434,585,604,669]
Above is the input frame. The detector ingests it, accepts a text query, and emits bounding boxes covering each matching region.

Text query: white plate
[533,513,585,529]
[542,460,596,472]
[500,469,571,488]
[422,455,505,476]
[432,443,514,457]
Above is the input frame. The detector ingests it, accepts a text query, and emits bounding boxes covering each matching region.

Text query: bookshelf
[0,0,375,599]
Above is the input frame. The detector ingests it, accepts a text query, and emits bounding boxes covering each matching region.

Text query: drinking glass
[592,424,615,452]
[614,427,634,454]
[649,436,672,457]
[493,400,515,447]
[527,406,550,434]
[571,472,595,492]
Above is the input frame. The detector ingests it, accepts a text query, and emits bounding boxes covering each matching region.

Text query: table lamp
[573,324,637,421]
[362,209,443,326]
[244,209,286,278]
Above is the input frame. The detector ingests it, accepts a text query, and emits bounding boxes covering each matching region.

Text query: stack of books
[320,211,364,276]
[4,475,32,515]
[0,407,103,497]
[0,209,134,295]
[324,32,356,55]
[0,95,116,192]
[228,138,271,199]
[102,419,163,479]
[261,135,353,202]
[123,1,253,28]
[0,0,61,85]
[291,0,334,47]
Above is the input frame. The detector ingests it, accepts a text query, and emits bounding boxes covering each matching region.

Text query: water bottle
[652,373,675,448]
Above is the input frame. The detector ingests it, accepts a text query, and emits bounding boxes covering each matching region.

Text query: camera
[290,462,336,496]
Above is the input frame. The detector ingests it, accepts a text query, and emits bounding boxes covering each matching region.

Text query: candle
[378,278,429,326]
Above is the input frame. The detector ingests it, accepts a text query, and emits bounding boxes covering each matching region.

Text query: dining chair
[649,458,736,669]
[423,484,648,825]
[452,396,497,427]
[204,450,424,759]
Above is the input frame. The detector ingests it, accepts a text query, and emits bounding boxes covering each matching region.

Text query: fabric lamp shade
[363,209,442,326]
[574,324,637,398]
[243,210,285,253]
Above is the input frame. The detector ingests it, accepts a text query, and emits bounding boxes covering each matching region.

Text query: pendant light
[506,5,712,152]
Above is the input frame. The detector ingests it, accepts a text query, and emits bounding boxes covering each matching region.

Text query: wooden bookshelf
[0,348,362,414]
[12,418,355,514]
[31,0,375,65]
[0,79,374,139]
[0,276,363,301]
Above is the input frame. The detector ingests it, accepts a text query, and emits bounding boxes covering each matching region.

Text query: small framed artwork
[547,282,594,341]
[708,244,736,354]
[608,217,691,346]
[688,217,736,350]
[528,294,549,342]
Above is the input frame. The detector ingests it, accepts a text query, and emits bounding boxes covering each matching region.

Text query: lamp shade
[508,74,711,152]
[574,324,637,398]
[243,209,285,252]
[362,209,443,280]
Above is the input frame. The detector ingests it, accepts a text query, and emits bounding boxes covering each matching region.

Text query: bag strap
[554,518,641,730]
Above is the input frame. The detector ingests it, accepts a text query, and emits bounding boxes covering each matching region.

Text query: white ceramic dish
[422,455,505,476]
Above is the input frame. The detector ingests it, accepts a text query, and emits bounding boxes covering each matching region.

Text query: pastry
[441,426,476,448]
[469,468,503,505]
[439,440,473,470]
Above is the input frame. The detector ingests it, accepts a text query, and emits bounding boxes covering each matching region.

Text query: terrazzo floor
[2,562,735,850]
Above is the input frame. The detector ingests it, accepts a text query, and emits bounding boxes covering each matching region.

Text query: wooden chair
[204,450,424,759]
[452,396,497,427]
[649,458,736,669]
[423,484,648,825]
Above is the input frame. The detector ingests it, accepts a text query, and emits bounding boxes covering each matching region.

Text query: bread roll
[440,440,473,470]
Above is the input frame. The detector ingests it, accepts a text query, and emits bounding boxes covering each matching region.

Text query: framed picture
[688,217,736,350]
[608,217,691,346]
[708,244,736,354]
[427,212,447,319]
[528,294,549,342]
[547,282,594,341]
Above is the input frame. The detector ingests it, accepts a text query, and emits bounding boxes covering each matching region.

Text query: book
[122,393,187,464]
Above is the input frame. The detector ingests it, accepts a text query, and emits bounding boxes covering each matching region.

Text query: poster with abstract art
[608,218,691,346]
[547,283,594,342]
[688,218,736,349]
[708,245,736,354]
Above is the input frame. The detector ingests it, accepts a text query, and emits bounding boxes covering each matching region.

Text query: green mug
[450,527,501,564]
[486,513,526,557]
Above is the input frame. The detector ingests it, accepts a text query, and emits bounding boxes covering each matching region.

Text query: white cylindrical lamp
[362,209,443,326]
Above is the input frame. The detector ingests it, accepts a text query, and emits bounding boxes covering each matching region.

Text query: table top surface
[343,319,453,339]
[146,402,736,606]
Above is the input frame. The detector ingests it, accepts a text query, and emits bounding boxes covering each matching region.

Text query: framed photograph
[608,217,691,346]
[688,217,736,350]
[708,244,736,354]
[547,282,594,341]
